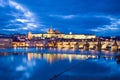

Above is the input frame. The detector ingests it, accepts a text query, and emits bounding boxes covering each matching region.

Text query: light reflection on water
[0,48,120,80]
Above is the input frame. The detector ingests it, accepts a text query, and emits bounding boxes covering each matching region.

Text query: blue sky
[0,0,120,36]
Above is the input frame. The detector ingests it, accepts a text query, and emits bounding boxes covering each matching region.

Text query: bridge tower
[84,41,89,50]
[96,39,102,51]
[111,40,118,52]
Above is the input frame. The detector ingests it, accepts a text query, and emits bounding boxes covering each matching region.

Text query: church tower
[28,31,33,39]
[47,26,54,34]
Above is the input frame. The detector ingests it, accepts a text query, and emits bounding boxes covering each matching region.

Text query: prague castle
[28,28,96,39]
[0,27,120,52]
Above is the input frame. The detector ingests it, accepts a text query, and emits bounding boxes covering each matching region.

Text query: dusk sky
[0,0,120,36]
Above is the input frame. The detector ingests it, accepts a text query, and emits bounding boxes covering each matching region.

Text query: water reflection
[0,52,118,64]
[28,53,98,64]
[0,48,120,80]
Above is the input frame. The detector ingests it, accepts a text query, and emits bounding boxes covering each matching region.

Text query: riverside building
[0,36,12,48]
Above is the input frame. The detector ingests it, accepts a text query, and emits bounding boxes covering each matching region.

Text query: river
[0,48,120,80]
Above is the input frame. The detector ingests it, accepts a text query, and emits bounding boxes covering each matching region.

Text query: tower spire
[48,26,54,34]
[28,31,32,39]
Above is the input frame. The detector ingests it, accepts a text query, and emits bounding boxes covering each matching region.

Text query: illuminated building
[28,31,33,39]
[28,28,96,39]
[0,37,12,48]
[12,42,27,47]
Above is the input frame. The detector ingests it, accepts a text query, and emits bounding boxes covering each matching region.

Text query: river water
[0,48,120,80]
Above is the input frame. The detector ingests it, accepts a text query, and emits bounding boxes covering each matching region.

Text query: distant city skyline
[0,0,120,36]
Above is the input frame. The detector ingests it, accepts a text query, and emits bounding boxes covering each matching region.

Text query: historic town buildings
[0,28,120,52]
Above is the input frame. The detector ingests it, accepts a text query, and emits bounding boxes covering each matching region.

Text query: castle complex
[28,28,96,39]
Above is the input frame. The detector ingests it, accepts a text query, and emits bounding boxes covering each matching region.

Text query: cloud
[8,0,39,30]
[16,19,29,23]
[90,26,119,32]
[49,14,77,19]
[90,15,120,32]
[2,28,17,31]
[0,0,7,7]
[0,0,47,33]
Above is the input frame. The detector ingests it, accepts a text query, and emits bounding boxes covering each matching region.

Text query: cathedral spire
[48,26,54,34]
[28,31,32,39]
